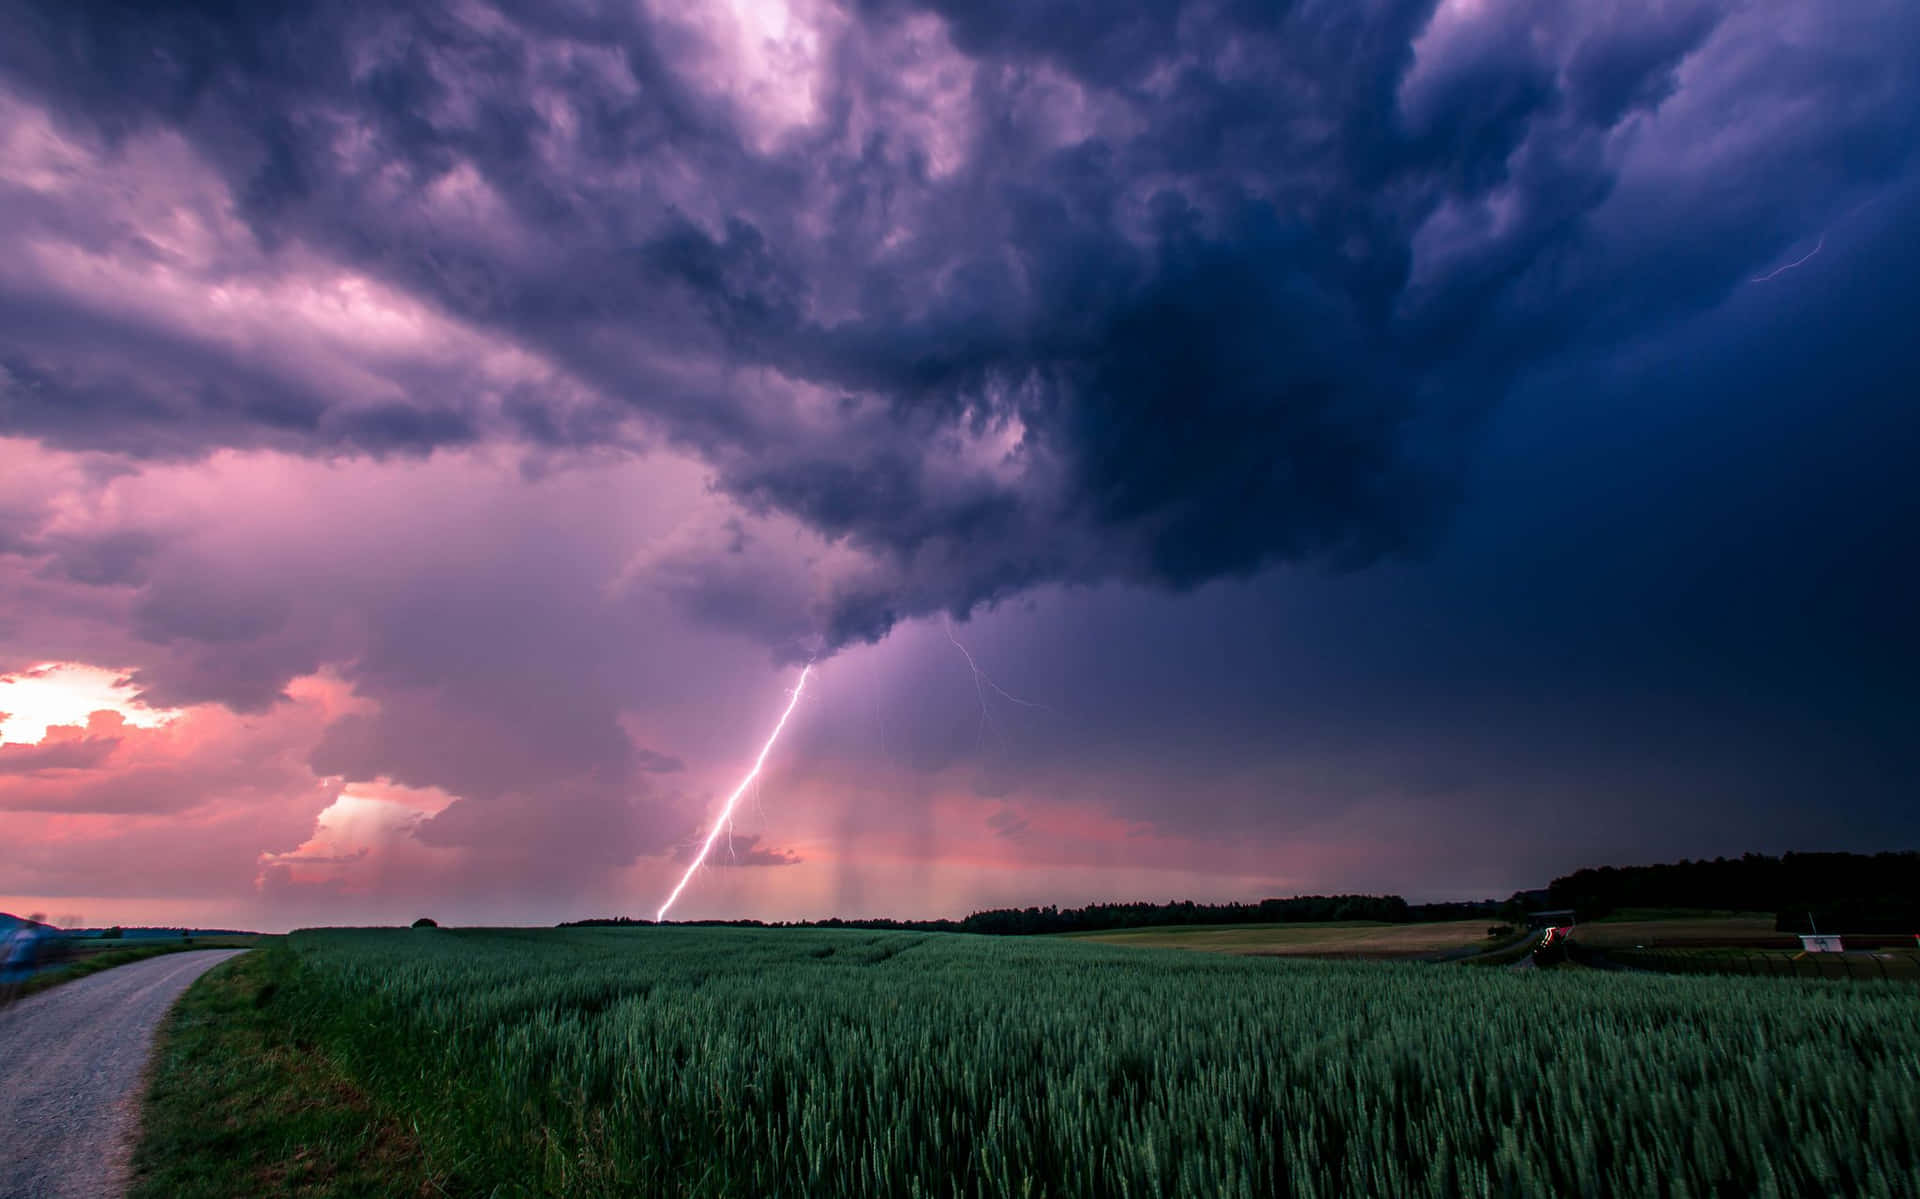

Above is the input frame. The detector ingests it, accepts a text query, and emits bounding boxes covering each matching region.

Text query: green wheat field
[144,927,1920,1197]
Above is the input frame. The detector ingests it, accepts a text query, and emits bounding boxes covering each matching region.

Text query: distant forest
[565,894,1505,935]
[567,851,1920,936]
[1545,851,1920,932]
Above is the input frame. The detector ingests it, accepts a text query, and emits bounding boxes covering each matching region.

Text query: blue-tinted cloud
[6,0,1911,653]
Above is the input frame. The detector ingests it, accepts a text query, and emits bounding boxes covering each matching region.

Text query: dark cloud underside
[6,0,1911,655]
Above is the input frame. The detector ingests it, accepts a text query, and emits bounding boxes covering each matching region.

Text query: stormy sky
[1,0,1915,929]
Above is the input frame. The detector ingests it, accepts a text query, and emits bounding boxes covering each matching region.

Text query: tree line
[563,894,1527,934]
[1544,851,1920,932]
[565,850,1920,935]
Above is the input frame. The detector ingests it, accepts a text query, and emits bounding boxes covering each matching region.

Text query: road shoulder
[130,945,442,1199]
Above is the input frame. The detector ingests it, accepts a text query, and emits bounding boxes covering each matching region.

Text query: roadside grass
[131,944,445,1199]
[1060,917,1505,957]
[6,936,263,1004]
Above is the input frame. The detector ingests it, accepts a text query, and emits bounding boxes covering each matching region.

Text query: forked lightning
[655,664,812,921]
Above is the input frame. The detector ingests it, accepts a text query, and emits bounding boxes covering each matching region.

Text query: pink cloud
[671,831,801,867]
[0,434,868,926]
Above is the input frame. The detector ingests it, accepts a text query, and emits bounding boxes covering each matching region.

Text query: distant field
[1062,918,1502,957]
[134,928,1920,1197]
[1567,914,1792,949]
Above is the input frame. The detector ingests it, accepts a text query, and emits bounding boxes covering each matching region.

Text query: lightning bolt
[944,617,1050,749]
[655,664,811,922]
[1751,233,1824,283]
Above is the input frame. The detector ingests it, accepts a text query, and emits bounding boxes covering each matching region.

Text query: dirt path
[0,949,245,1199]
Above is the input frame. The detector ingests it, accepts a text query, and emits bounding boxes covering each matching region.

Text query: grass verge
[131,944,445,1199]
[6,937,262,1004]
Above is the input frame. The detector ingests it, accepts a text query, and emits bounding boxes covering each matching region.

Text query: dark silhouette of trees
[950,895,1414,935]
[562,853,1920,937]
[1545,852,1920,931]
[564,895,1446,935]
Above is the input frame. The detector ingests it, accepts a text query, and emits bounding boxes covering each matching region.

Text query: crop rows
[282,927,1920,1197]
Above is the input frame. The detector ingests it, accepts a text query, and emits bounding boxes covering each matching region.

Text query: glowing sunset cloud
[656,665,812,921]
[0,664,179,745]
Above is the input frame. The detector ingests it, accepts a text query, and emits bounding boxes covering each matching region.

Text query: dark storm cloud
[887,157,1920,865]
[31,529,160,588]
[413,786,657,871]
[122,573,324,712]
[309,690,636,804]
[633,748,685,774]
[671,832,801,867]
[303,566,648,802]
[3,0,1916,656]
[0,272,486,461]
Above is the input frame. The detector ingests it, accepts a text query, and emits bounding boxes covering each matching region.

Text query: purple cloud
[0,733,120,776]
[3,0,1908,657]
[673,832,802,868]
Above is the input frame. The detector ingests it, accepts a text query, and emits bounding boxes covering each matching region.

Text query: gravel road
[0,949,246,1199]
